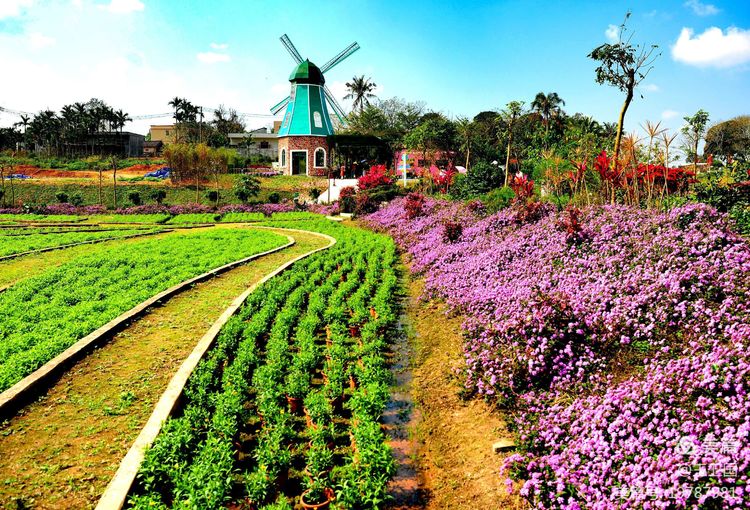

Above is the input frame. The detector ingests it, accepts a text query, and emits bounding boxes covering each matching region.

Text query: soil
[0,229,330,510]
[387,276,526,510]
[15,164,164,180]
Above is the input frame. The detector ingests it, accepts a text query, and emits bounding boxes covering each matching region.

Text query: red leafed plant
[404,192,426,219]
[510,174,535,201]
[442,220,463,243]
[557,205,588,244]
[358,165,394,191]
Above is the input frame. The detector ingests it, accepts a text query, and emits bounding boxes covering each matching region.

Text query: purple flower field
[364,199,750,509]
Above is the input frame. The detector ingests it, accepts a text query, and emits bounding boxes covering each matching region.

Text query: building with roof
[148,124,176,144]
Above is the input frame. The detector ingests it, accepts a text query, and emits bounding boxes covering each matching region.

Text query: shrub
[450,162,504,198]
[442,220,462,243]
[69,193,84,207]
[149,189,167,204]
[403,192,426,219]
[206,190,219,203]
[55,192,69,204]
[357,165,393,191]
[481,186,515,213]
[267,192,281,204]
[339,187,356,213]
[354,192,377,216]
[235,175,261,204]
[127,191,142,206]
[309,187,322,200]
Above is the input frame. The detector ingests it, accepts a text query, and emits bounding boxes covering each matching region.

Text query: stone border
[96,228,336,510]
[0,231,296,418]
[0,229,173,262]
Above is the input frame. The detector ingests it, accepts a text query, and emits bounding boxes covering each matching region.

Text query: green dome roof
[289,59,325,85]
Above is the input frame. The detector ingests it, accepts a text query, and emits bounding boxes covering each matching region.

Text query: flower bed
[363,199,750,509]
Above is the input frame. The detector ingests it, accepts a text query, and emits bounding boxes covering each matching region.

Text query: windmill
[270,34,360,176]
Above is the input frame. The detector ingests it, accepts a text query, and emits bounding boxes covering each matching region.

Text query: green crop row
[0,213,85,224]
[129,221,401,509]
[0,228,160,258]
[0,228,289,392]
[166,213,221,224]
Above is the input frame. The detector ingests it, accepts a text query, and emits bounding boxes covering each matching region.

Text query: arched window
[281,149,286,167]
[313,111,323,128]
[314,147,326,167]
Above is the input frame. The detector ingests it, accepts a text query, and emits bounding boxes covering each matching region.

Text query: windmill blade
[280,34,303,64]
[323,86,347,124]
[320,42,360,74]
[270,96,290,115]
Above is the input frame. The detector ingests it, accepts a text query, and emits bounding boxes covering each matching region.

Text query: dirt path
[387,277,525,510]
[0,230,329,510]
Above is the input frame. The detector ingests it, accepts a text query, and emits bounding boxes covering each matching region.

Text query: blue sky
[1,0,749,138]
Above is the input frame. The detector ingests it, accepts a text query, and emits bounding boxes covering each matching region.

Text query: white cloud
[672,26,750,68]
[197,51,230,64]
[642,83,660,92]
[605,24,619,43]
[684,0,719,16]
[101,0,144,14]
[209,42,228,50]
[0,0,34,19]
[662,109,680,120]
[28,32,55,49]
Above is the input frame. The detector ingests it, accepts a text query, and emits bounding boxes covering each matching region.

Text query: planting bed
[365,199,750,509]
[128,221,400,509]
[0,229,329,509]
[0,227,162,258]
[0,228,288,393]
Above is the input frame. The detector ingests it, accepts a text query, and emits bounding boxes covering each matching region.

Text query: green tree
[705,115,750,163]
[681,109,710,173]
[455,117,476,169]
[500,101,525,186]
[588,12,659,179]
[344,75,377,113]
[531,92,566,142]
[234,174,261,204]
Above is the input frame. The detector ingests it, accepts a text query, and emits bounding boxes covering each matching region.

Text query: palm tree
[455,117,475,169]
[344,76,377,113]
[168,97,184,122]
[114,109,132,133]
[500,101,525,187]
[531,92,566,140]
[14,114,30,134]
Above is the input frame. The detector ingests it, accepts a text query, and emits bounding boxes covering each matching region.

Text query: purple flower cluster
[364,199,750,508]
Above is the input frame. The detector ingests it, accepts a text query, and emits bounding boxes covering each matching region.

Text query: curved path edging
[95,228,336,510]
[0,231,296,418]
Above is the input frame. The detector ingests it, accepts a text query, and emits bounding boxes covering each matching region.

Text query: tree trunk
[504,131,513,188]
[693,138,699,175]
[112,159,118,209]
[9,165,15,206]
[214,171,220,207]
[611,85,634,204]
